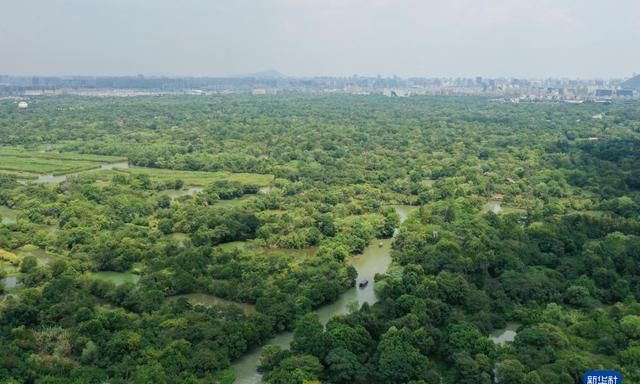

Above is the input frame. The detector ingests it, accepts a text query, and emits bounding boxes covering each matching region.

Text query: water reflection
[160,186,204,199]
[231,205,417,383]
[1,276,20,289]
[484,200,502,214]
[489,322,519,345]
[27,162,130,184]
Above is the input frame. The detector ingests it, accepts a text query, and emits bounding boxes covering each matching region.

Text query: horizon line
[1,73,636,81]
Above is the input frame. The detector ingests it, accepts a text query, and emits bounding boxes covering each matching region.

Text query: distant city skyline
[1,73,636,81]
[2,0,639,79]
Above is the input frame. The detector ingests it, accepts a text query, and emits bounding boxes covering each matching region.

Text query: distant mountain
[621,74,640,89]
[228,69,287,80]
[255,69,287,79]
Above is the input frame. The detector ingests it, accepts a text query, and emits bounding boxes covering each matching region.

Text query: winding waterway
[231,205,416,383]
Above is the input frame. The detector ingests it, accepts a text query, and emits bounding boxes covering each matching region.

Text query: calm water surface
[231,205,417,383]
[160,186,204,199]
[484,200,502,214]
[1,276,20,289]
[31,161,130,183]
[489,322,519,345]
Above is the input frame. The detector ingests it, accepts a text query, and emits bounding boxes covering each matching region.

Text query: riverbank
[231,205,417,383]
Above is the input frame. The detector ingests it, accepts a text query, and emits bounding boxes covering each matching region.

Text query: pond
[29,161,130,184]
[14,245,55,266]
[0,205,18,224]
[88,271,141,286]
[1,276,20,289]
[166,293,256,315]
[100,161,129,170]
[36,174,69,183]
[231,205,418,384]
[489,322,520,345]
[389,204,417,223]
[483,200,502,214]
[160,186,203,199]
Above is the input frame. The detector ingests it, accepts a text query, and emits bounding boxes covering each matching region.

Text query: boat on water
[358,279,369,288]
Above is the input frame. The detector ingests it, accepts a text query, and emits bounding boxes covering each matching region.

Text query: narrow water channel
[231,205,416,384]
[30,161,130,183]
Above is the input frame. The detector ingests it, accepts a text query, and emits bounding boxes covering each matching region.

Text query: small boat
[378,242,384,248]
[358,280,369,288]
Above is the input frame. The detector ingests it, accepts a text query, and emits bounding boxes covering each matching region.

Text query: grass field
[117,167,274,186]
[13,244,55,265]
[214,196,257,208]
[0,170,38,179]
[481,200,526,215]
[165,293,256,314]
[0,206,18,224]
[0,148,127,176]
[0,148,126,163]
[213,240,248,251]
[87,271,141,286]
[0,155,101,174]
[0,148,273,188]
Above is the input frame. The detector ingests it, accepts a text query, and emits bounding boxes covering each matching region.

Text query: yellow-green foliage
[0,249,21,266]
[117,167,274,186]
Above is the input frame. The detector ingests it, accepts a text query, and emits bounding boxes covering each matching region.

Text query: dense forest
[1,95,639,383]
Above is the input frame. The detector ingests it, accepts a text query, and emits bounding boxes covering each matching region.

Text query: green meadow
[0,148,126,176]
[118,167,274,186]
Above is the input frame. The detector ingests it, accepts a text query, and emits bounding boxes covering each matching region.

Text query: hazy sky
[2,0,639,78]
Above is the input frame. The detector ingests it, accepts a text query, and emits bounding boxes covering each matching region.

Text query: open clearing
[0,206,18,224]
[0,148,272,190]
[0,148,127,176]
[87,271,141,286]
[117,167,274,186]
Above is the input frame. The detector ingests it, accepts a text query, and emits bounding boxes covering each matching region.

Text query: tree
[291,314,326,360]
[324,347,362,384]
[620,315,640,339]
[376,327,431,383]
[260,345,290,373]
[317,214,337,237]
[157,195,172,209]
[446,323,495,358]
[496,359,526,384]
[131,362,168,384]
[264,355,324,384]
[20,256,38,273]
[523,371,544,384]
[563,285,592,307]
